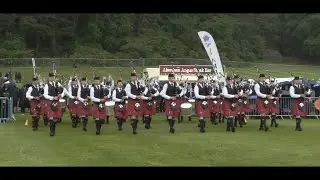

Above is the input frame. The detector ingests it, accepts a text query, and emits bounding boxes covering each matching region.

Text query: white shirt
[125,82,139,99]
[142,87,160,100]
[77,84,91,103]
[289,84,311,98]
[112,88,128,102]
[222,85,237,99]
[43,81,64,101]
[194,84,206,100]
[62,87,74,99]
[160,82,184,100]
[90,85,103,103]
[26,85,40,100]
[254,82,267,99]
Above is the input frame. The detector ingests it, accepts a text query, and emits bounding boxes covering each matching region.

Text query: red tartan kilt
[238,98,252,113]
[91,104,107,119]
[269,99,280,114]
[210,99,221,113]
[195,100,211,118]
[143,101,156,115]
[127,99,143,116]
[30,100,41,116]
[164,100,180,118]
[256,98,270,114]
[40,99,48,116]
[68,99,79,116]
[114,103,128,119]
[78,102,92,117]
[46,100,62,118]
[222,99,239,117]
[292,99,307,116]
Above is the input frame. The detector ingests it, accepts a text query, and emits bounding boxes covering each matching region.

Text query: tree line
[0,13,318,66]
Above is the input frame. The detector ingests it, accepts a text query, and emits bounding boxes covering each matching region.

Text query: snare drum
[59,99,66,109]
[105,101,115,116]
[180,102,193,116]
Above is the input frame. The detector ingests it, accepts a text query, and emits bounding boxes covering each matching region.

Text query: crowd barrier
[154,97,319,119]
[0,97,13,123]
[245,96,319,119]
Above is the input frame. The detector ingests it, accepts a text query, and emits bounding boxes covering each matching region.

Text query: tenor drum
[59,99,66,109]
[314,98,320,111]
[188,99,195,108]
[180,102,193,116]
[105,101,115,116]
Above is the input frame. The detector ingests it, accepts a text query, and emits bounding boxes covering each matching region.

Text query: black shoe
[145,124,150,129]
[270,123,274,127]
[32,127,38,131]
[132,131,137,135]
[240,124,243,128]
[96,131,100,135]
[118,127,123,131]
[82,127,87,132]
[50,132,54,136]
[264,127,269,132]
[72,124,77,128]
[275,123,279,128]
[259,127,264,131]
[170,128,175,133]
[226,128,230,132]
[197,123,200,127]
[188,117,192,121]
[219,120,221,123]
[296,127,302,131]
[200,128,205,133]
[231,127,236,132]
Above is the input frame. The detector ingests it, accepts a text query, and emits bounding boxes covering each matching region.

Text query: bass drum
[105,101,115,116]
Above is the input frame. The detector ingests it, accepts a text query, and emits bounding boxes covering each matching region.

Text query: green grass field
[1,113,320,166]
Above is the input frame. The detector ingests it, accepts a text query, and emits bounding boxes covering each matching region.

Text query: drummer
[210,80,221,125]
[184,83,195,121]
[194,75,212,133]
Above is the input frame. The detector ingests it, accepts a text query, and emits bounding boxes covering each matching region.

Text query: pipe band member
[142,83,159,129]
[77,77,91,132]
[26,76,42,131]
[68,77,80,128]
[254,74,271,132]
[222,76,239,133]
[194,75,212,133]
[160,73,182,134]
[90,76,107,135]
[124,72,144,135]
[289,76,311,131]
[43,73,65,136]
[112,80,128,131]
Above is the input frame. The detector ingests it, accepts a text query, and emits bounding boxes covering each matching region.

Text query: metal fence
[0,97,13,123]
[246,97,319,119]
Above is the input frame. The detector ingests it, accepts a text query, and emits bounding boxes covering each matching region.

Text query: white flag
[198,31,225,83]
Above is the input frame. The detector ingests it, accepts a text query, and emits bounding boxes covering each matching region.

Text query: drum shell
[105,101,115,116]
[59,99,67,109]
[180,102,194,116]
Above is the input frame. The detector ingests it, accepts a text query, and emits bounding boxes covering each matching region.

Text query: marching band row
[26,72,311,136]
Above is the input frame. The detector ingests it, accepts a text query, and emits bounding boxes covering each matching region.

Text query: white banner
[198,31,225,83]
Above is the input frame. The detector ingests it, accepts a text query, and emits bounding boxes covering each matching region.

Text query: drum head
[105,101,116,107]
[188,99,195,103]
[181,103,192,109]
[59,99,66,102]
